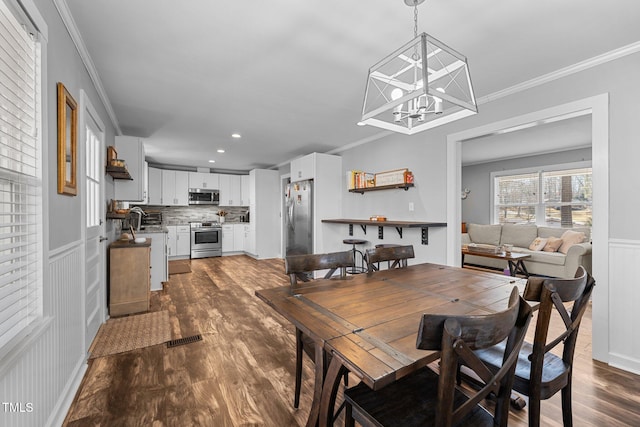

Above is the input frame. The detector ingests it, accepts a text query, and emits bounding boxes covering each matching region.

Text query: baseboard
[45,358,88,427]
[609,352,640,376]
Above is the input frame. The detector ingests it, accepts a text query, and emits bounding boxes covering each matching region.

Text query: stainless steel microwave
[188,188,219,205]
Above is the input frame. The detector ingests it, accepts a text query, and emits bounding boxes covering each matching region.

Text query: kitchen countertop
[137,226,168,233]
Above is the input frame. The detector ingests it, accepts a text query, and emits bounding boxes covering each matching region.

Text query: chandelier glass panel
[360,6,477,135]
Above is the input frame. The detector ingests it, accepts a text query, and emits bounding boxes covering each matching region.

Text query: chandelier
[359,0,477,135]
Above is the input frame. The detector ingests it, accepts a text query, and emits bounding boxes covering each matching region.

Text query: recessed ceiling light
[208,160,215,163]
[231,133,241,139]
[217,149,225,153]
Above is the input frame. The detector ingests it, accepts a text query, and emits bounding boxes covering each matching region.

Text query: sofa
[461,223,592,278]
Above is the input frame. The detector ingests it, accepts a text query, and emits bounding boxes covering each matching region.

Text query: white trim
[44,357,88,427]
[447,93,610,363]
[0,316,52,376]
[476,41,640,105]
[52,0,120,134]
[48,239,83,259]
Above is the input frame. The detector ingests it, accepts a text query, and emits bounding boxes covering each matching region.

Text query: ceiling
[63,0,640,173]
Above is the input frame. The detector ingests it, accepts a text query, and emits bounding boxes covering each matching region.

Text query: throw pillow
[528,237,548,251]
[559,230,587,254]
[543,236,563,252]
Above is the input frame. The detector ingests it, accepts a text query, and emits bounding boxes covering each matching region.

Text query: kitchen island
[321,218,447,245]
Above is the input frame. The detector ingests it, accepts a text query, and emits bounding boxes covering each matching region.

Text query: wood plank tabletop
[256,262,527,426]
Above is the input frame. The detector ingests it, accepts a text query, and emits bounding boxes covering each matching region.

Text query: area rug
[169,259,191,275]
[88,311,172,359]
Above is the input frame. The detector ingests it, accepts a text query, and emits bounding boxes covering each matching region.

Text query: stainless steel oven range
[190,221,222,259]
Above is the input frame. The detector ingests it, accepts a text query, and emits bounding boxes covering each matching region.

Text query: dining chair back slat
[365,245,415,272]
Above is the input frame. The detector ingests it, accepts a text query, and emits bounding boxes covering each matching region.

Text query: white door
[82,92,106,352]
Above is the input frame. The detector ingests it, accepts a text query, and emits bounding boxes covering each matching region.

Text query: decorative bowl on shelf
[134,237,146,244]
[369,216,387,222]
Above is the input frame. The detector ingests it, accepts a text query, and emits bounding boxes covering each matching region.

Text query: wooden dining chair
[344,286,532,427]
[284,250,354,408]
[364,244,415,273]
[471,266,594,427]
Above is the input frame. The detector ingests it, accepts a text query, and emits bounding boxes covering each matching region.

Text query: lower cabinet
[222,223,252,253]
[222,224,234,252]
[167,225,190,258]
[109,240,151,316]
[136,232,168,291]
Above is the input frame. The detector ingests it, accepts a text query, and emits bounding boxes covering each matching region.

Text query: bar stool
[374,243,401,270]
[343,238,368,274]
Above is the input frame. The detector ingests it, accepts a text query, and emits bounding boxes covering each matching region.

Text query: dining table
[255,262,527,427]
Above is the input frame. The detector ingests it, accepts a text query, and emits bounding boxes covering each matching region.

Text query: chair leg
[345,402,355,427]
[294,328,303,409]
[561,383,573,427]
[528,395,541,427]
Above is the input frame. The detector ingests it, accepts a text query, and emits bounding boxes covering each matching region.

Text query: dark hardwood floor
[64,255,640,426]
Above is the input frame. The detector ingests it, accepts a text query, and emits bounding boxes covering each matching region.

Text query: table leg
[305,344,327,427]
[318,354,347,427]
[508,260,516,276]
[507,260,529,277]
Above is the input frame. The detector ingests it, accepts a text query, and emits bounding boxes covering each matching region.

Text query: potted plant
[218,209,228,223]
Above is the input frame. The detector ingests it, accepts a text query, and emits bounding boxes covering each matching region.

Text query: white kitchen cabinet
[135,231,168,291]
[137,161,149,205]
[167,225,190,258]
[248,169,279,259]
[241,175,250,205]
[161,170,189,205]
[233,224,245,252]
[114,136,146,201]
[188,172,219,189]
[290,153,316,183]
[219,174,242,206]
[222,224,234,252]
[166,226,177,257]
[243,224,253,254]
[147,167,163,205]
[176,225,190,256]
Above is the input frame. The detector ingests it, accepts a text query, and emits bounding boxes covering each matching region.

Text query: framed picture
[57,82,78,195]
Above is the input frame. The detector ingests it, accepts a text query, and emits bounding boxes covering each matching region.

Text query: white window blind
[0,0,43,350]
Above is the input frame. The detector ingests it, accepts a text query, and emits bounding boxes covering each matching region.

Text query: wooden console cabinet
[109,239,151,316]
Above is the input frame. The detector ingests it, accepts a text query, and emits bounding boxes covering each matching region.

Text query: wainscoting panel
[0,242,87,427]
[609,239,640,374]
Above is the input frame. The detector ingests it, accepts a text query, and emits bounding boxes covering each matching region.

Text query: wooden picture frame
[57,82,78,195]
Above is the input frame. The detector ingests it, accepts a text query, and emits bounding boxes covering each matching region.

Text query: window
[493,163,592,228]
[0,0,43,351]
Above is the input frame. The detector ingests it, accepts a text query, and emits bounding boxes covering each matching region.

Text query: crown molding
[53,0,121,135]
[476,41,640,105]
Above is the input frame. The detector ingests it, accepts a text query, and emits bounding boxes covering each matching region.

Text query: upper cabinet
[147,167,163,205]
[219,174,242,206]
[290,154,316,182]
[241,174,250,205]
[161,170,189,206]
[188,172,219,189]
[114,136,146,201]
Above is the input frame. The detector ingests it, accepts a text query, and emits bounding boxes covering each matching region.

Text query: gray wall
[461,147,592,225]
[43,0,117,249]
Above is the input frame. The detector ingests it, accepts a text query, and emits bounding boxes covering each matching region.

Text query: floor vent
[167,334,203,348]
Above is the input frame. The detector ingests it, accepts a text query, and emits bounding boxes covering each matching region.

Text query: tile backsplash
[132,205,249,224]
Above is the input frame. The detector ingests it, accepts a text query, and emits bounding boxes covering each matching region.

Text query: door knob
[99,236,108,242]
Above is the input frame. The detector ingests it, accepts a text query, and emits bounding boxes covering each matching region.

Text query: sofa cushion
[467,223,502,246]
[500,224,538,248]
[521,250,566,265]
[559,230,587,254]
[529,237,548,251]
[543,236,563,252]
[538,226,591,241]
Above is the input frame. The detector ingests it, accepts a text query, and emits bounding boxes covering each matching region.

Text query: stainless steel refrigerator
[285,180,313,256]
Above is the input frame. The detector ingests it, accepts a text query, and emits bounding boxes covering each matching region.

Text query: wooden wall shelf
[106,165,132,180]
[349,183,414,194]
[106,212,127,219]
